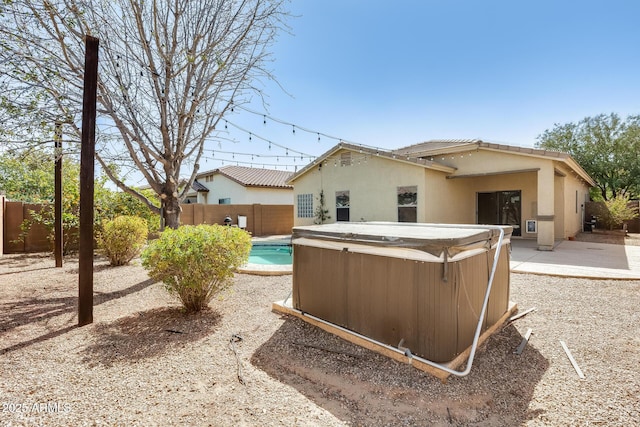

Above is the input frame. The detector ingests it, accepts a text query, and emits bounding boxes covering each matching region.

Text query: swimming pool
[248,244,293,265]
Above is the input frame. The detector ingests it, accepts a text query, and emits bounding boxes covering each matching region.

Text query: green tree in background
[0,150,65,203]
[536,113,640,200]
[1,149,158,252]
[0,0,290,229]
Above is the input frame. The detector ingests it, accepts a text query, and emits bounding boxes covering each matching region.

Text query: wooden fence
[585,200,640,233]
[180,203,293,236]
[2,200,293,255]
[2,200,51,254]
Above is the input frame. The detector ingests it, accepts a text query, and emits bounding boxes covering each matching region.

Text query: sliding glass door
[477,190,521,236]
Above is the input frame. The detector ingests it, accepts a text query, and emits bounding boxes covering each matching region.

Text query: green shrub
[141,225,252,313]
[99,215,148,266]
[603,193,639,230]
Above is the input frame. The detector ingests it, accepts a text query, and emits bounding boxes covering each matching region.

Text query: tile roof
[198,165,293,189]
[191,180,209,192]
[287,139,595,187]
[393,139,481,156]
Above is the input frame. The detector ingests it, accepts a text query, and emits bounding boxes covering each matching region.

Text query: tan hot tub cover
[291,222,512,363]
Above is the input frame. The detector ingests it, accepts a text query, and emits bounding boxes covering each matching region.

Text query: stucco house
[185,165,293,205]
[287,139,596,250]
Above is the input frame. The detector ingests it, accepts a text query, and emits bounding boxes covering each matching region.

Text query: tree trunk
[163,193,182,229]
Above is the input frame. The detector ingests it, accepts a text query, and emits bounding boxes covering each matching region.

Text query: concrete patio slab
[510,239,640,279]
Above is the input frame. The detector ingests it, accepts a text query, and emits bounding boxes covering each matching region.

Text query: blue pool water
[248,244,293,265]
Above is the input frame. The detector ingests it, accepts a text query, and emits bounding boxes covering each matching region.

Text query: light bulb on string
[292,125,295,134]
[263,115,266,125]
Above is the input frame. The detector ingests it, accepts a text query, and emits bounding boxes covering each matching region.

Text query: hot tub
[291,222,512,363]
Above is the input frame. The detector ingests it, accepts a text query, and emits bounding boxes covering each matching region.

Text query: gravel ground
[1,245,639,426]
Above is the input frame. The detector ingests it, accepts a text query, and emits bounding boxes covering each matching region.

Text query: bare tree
[0,0,290,228]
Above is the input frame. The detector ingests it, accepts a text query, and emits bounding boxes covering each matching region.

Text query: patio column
[537,163,555,250]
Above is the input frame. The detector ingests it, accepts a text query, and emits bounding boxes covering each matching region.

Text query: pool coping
[237,263,292,276]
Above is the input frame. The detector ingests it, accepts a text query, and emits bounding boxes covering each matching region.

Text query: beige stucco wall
[431,150,591,240]
[554,172,564,238]
[556,162,591,237]
[198,176,292,205]
[430,150,542,236]
[291,147,593,241]
[292,152,432,226]
[435,171,538,236]
[435,148,544,174]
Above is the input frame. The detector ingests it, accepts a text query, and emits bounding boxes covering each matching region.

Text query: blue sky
[196,0,640,174]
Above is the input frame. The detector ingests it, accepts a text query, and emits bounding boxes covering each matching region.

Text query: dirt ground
[1,234,639,426]
[573,229,640,246]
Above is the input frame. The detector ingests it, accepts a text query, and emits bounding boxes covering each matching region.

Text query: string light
[80,45,448,172]
[208,148,314,161]
[222,119,313,158]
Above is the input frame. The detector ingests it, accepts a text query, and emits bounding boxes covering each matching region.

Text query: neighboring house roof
[287,142,457,184]
[191,180,209,192]
[394,139,596,186]
[197,165,293,189]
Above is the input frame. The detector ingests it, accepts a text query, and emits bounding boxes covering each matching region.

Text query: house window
[219,198,231,204]
[336,190,350,221]
[340,152,352,166]
[297,193,314,218]
[397,186,417,222]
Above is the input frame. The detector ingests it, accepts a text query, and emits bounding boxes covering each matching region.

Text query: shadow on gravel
[81,307,220,366]
[252,315,549,426]
[0,253,56,275]
[0,278,157,354]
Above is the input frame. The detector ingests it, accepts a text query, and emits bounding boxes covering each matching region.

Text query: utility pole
[78,35,99,327]
[54,122,63,268]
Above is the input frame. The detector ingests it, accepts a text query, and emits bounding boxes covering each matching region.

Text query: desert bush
[141,224,252,313]
[96,188,160,235]
[99,215,148,266]
[590,194,639,230]
[603,193,639,230]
